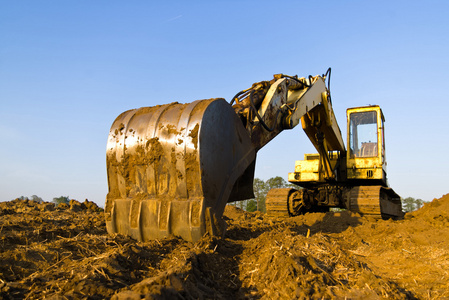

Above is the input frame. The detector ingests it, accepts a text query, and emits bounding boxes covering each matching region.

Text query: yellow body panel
[288,153,340,184]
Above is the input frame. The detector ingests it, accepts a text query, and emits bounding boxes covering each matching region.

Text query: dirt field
[1,195,449,299]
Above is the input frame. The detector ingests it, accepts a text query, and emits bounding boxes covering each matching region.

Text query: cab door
[346,106,386,185]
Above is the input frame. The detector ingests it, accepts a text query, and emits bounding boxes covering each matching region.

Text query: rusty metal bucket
[105,98,256,242]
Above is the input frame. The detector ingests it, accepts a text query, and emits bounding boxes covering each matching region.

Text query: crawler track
[348,185,404,219]
[265,188,293,217]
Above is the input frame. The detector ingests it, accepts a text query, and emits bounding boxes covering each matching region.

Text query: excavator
[105,68,403,243]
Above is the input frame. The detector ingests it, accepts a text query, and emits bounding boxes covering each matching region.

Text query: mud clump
[1,196,449,299]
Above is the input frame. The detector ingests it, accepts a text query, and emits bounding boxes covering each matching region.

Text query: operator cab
[346,105,387,185]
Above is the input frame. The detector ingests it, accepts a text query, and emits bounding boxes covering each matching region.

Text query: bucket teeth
[105,198,225,242]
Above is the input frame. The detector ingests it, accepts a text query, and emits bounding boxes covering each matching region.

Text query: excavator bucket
[105,98,256,242]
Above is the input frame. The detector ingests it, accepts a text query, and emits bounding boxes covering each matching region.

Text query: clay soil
[1,195,449,300]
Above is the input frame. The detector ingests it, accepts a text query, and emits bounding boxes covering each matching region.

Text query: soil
[1,195,449,299]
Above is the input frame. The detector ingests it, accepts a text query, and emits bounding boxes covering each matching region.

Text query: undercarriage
[266,184,404,219]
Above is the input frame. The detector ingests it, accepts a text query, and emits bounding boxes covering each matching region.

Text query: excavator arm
[232,70,345,180]
[105,69,346,242]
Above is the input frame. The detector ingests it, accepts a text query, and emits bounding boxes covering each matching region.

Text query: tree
[402,197,415,212]
[246,199,258,212]
[250,176,295,213]
[14,195,43,202]
[265,176,288,189]
[402,197,425,212]
[414,198,424,210]
[53,196,70,205]
[30,195,43,203]
[253,178,267,212]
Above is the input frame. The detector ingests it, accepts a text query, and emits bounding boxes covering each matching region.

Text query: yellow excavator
[105,68,403,242]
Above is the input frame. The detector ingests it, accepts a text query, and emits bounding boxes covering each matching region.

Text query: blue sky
[1,1,448,206]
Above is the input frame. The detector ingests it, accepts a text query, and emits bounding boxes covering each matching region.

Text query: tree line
[14,195,71,205]
[401,197,424,212]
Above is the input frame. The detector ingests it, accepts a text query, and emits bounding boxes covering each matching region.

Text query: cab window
[349,111,378,158]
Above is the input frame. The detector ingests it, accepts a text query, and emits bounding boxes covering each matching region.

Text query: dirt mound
[1,197,448,299]
[408,193,449,223]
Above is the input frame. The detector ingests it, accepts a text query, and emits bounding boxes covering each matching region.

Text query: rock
[39,202,55,212]
[69,200,85,212]
[57,203,69,210]
[83,199,100,211]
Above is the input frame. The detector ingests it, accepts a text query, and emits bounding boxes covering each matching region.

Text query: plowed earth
[1,195,449,299]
